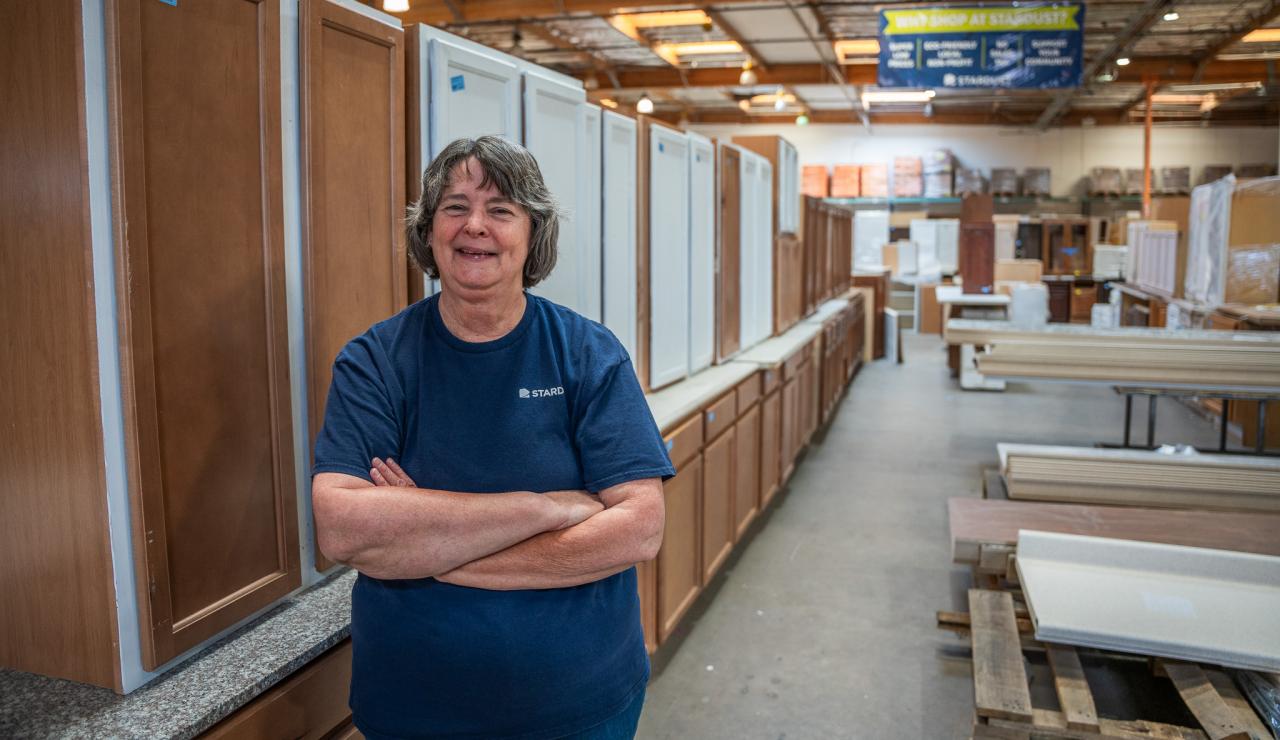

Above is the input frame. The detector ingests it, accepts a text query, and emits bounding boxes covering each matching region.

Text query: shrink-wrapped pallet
[1090,167,1123,195]
[924,148,955,174]
[1160,166,1191,194]
[1239,163,1278,179]
[1124,168,1146,195]
[1093,245,1128,280]
[956,168,986,195]
[801,165,829,197]
[991,168,1019,195]
[1202,164,1234,184]
[893,156,923,198]
[831,165,860,197]
[1010,283,1049,329]
[1185,174,1236,304]
[860,163,889,198]
[1225,244,1280,304]
[924,171,953,198]
[1023,168,1051,197]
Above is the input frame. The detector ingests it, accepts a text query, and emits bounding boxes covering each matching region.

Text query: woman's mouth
[456,246,496,261]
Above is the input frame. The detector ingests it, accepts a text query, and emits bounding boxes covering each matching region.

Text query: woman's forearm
[312,473,599,580]
[436,481,664,590]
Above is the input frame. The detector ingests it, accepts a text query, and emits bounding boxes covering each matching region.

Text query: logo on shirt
[519,386,565,399]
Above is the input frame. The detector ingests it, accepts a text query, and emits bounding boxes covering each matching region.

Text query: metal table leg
[1257,401,1268,455]
[1123,393,1133,448]
[1146,394,1157,448]
[1219,398,1230,452]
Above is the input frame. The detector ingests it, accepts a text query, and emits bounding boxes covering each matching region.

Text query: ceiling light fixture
[796,112,810,125]
[774,86,787,110]
[383,0,410,11]
[607,10,712,42]
[1116,57,1131,66]
[600,98,619,109]
[738,99,752,112]
[636,93,654,114]
[658,40,743,56]
[1163,11,1179,21]
[833,38,880,63]
[860,89,936,106]
[739,61,758,86]
[1243,28,1280,43]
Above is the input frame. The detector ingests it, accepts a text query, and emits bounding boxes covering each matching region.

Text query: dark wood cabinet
[1046,280,1072,323]
[959,223,996,295]
[110,0,300,668]
[717,145,741,360]
[1043,218,1092,276]
[1015,222,1043,261]
[852,271,889,359]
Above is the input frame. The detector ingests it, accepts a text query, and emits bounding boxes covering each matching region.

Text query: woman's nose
[464,210,488,236]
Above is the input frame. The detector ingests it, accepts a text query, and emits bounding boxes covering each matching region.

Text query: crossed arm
[312,459,664,589]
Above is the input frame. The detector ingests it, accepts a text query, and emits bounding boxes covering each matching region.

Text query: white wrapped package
[1010,283,1049,328]
[854,210,890,271]
[1185,174,1235,303]
[1091,302,1120,328]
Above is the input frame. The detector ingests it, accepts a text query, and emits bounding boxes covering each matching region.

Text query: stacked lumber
[998,443,1280,512]
[947,497,1280,565]
[943,319,1280,390]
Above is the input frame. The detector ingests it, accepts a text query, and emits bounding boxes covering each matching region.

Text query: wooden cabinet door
[302,0,407,571]
[780,378,800,479]
[718,145,741,360]
[657,456,702,642]
[734,406,761,540]
[109,0,299,668]
[636,558,658,654]
[701,429,734,584]
[760,390,781,507]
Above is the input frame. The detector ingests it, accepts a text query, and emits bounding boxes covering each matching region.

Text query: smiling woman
[309,135,674,740]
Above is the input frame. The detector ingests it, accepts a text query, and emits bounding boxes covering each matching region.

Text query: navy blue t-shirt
[313,293,674,740]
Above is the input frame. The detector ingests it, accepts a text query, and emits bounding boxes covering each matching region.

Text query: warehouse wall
[690,123,1279,197]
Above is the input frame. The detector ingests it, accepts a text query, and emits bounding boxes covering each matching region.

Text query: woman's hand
[371,457,415,487]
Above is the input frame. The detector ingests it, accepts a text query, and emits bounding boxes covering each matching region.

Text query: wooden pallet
[951,590,1273,740]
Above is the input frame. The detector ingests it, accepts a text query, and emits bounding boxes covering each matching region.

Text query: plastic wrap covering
[1124,168,1146,195]
[1023,167,1051,197]
[1238,163,1278,179]
[1225,244,1280,304]
[1091,302,1119,328]
[801,165,829,197]
[1090,166,1123,194]
[1229,669,1280,738]
[924,171,953,198]
[860,163,888,198]
[831,165,860,197]
[1092,245,1128,280]
[1202,164,1234,184]
[1133,226,1179,296]
[1160,166,1191,194]
[1010,283,1049,329]
[1185,174,1235,304]
[924,148,955,172]
[955,168,986,195]
[853,209,890,270]
[991,167,1019,195]
[893,156,923,197]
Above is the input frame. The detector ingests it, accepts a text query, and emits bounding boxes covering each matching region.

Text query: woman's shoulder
[529,294,627,357]
[338,299,432,364]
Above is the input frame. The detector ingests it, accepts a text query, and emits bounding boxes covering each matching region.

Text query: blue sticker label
[450,75,465,92]
[659,142,665,153]
[158,0,177,5]
[707,411,716,422]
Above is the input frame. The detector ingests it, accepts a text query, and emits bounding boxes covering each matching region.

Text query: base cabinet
[201,641,354,739]
[733,405,761,540]
[637,558,658,654]
[760,389,782,507]
[657,457,703,642]
[701,429,735,583]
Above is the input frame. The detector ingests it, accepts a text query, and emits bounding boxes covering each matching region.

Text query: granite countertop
[0,570,357,740]
[645,362,758,433]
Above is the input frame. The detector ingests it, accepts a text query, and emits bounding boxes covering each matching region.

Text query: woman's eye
[444,205,466,214]
[491,208,513,217]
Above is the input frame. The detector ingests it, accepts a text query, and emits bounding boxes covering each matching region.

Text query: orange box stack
[893,156,923,197]
[831,165,860,197]
[860,164,889,198]
[802,165,830,197]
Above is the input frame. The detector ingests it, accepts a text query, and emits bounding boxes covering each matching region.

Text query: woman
[312,136,673,739]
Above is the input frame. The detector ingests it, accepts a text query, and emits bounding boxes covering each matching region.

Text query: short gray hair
[406,136,560,288]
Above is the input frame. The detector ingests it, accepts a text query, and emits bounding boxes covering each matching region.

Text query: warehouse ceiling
[375,0,1280,127]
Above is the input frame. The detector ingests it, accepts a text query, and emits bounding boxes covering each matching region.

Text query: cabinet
[717,143,743,360]
[734,405,762,540]
[688,133,716,373]
[602,111,638,361]
[1043,218,1092,276]
[780,373,801,483]
[578,103,604,321]
[657,456,702,642]
[732,135,800,236]
[701,427,735,583]
[201,641,354,739]
[647,124,692,389]
[959,223,996,294]
[760,372,783,507]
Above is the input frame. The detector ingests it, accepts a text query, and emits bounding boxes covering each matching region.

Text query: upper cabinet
[732,135,801,237]
[688,133,716,374]
[602,111,639,362]
[648,123,692,390]
[578,103,604,322]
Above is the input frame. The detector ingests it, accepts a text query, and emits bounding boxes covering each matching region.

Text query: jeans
[558,688,646,740]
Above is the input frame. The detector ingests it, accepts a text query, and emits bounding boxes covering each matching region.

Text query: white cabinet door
[648,126,691,389]
[426,33,521,158]
[739,154,759,348]
[755,158,774,343]
[601,111,637,362]
[523,71,586,314]
[578,104,603,322]
[854,210,890,271]
[687,133,715,373]
[778,140,799,234]
[936,218,960,273]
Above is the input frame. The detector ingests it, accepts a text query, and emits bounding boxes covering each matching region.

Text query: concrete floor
[636,333,1220,740]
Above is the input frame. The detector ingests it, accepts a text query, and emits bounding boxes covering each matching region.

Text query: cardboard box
[860,164,888,198]
[1225,244,1280,304]
[994,258,1043,284]
[831,165,860,197]
[802,165,830,197]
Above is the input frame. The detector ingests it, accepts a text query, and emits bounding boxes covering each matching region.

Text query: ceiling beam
[670,106,1279,127]
[391,0,780,25]
[704,7,769,73]
[1035,0,1172,130]
[1196,0,1280,63]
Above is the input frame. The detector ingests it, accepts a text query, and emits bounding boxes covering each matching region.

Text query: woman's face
[431,158,532,299]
